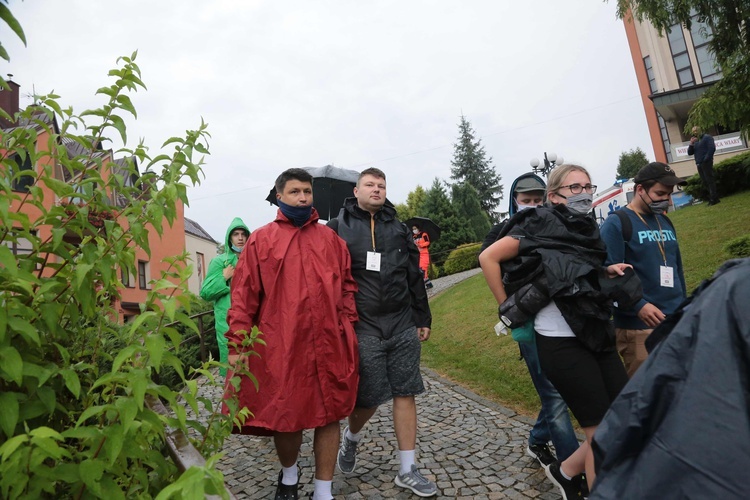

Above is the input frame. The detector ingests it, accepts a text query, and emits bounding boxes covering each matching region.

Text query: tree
[394,185,427,221]
[0,55,242,498]
[451,182,491,242]
[616,147,650,180]
[450,115,503,221]
[615,0,750,136]
[419,178,473,264]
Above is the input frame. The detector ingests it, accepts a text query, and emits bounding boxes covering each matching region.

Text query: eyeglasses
[559,183,597,194]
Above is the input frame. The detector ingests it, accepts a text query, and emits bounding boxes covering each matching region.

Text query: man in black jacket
[329,167,437,497]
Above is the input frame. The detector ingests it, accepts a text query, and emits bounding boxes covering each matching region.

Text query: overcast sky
[3,0,654,241]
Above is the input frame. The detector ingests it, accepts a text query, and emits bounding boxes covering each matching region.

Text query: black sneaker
[545,461,582,500]
[579,473,589,498]
[526,443,556,467]
[275,470,299,500]
[337,426,358,474]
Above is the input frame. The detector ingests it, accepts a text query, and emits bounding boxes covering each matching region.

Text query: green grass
[423,190,750,417]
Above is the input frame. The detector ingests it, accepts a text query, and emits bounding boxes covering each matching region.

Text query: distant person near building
[600,162,687,378]
[480,173,579,469]
[225,168,359,500]
[328,167,437,497]
[199,217,250,377]
[687,126,720,205]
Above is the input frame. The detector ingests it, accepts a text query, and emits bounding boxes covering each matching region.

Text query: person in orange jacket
[412,225,432,289]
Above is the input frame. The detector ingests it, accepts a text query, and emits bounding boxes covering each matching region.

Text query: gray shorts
[356,326,425,409]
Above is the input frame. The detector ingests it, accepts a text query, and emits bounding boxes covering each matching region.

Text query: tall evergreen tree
[420,178,473,264]
[450,115,503,221]
[451,182,491,242]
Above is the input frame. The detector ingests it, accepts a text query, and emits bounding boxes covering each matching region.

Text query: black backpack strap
[614,209,633,241]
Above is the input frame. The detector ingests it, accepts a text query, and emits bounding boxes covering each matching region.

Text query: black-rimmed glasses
[559,183,597,194]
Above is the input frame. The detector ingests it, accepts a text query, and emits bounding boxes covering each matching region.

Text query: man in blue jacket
[687,126,720,205]
[601,162,688,377]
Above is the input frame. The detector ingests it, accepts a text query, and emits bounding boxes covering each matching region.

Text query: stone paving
[205,267,565,499]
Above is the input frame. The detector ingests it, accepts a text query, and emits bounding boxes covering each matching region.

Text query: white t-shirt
[534,301,576,338]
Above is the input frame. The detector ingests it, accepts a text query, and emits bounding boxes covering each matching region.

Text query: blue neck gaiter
[277,199,312,227]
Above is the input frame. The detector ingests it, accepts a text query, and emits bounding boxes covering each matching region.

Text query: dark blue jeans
[519,341,579,461]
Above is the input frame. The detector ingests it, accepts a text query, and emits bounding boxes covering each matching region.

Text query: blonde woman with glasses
[480,164,639,499]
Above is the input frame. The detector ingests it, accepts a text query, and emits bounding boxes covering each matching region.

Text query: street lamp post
[529,152,564,178]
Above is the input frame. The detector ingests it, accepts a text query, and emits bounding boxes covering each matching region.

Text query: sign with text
[674,134,745,158]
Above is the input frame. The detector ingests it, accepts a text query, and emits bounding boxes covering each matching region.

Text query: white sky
[3,0,654,241]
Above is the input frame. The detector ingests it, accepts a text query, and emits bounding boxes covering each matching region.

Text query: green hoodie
[199,217,250,375]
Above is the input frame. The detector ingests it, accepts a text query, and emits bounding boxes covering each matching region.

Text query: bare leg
[274,430,303,468]
[313,421,341,480]
[393,396,417,451]
[560,426,597,489]
[348,406,378,434]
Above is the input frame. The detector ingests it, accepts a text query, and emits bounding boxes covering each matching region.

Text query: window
[121,267,135,288]
[643,56,658,94]
[196,252,205,288]
[9,153,34,192]
[667,23,695,88]
[657,113,673,163]
[138,260,150,289]
[689,17,721,82]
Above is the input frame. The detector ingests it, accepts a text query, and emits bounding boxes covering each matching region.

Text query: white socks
[345,427,362,443]
[281,463,298,485]
[399,449,416,475]
[312,479,332,500]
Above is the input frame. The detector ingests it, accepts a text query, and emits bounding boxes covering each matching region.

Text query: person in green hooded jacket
[200,217,250,376]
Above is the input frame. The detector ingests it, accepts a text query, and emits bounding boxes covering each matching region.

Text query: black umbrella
[404,217,441,242]
[265,165,360,220]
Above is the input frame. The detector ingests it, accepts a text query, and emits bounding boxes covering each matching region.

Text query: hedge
[442,242,482,275]
[683,151,750,200]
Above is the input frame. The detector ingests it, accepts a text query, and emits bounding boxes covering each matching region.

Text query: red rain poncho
[225,209,359,434]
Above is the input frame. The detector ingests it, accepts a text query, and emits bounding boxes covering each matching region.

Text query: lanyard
[370,216,376,251]
[633,210,667,265]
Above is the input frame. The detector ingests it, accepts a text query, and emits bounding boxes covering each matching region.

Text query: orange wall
[623,13,667,163]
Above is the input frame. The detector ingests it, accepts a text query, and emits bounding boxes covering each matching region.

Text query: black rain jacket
[329,198,431,338]
[591,258,750,499]
[498,204,642,352]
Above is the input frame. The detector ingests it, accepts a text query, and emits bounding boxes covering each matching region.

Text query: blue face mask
[277,198,313,226]
[231,245,244,253]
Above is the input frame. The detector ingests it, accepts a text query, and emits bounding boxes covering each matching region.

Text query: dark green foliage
[616,147,649,180]
[683,151,750,200]
[724,235,750,258]
[420,178,474,267]
[442,243,482,275]
[451,182,491,242]
[450,115,503,221]
[615,0,750,137]
[0,55,241,498]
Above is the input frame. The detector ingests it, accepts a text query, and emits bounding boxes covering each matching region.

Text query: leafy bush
[0,55,242,498]
[683,151,750,200]
[442,242,482,275]
[724,235,750,258]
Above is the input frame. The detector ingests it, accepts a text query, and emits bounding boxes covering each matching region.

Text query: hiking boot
[394,465,438,497]
[275,470,299,500]
[527,443,556,467]
[545,460,582,500]
[337,426,358,474]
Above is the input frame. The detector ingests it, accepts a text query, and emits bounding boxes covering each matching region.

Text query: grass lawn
[422,190,750,418]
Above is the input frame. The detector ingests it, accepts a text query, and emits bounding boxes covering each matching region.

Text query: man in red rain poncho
[225,168,359,500]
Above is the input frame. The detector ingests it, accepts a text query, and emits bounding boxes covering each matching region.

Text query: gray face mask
[641,193,670,215]
[565,192,593,215]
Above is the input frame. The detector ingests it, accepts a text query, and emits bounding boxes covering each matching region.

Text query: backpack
[613,209,675,241]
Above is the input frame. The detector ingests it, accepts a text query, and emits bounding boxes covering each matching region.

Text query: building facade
[184,217,219,296]
[623,12,748,177]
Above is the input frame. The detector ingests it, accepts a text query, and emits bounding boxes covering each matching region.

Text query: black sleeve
[480,223,506,252]
[687,144,695,156]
